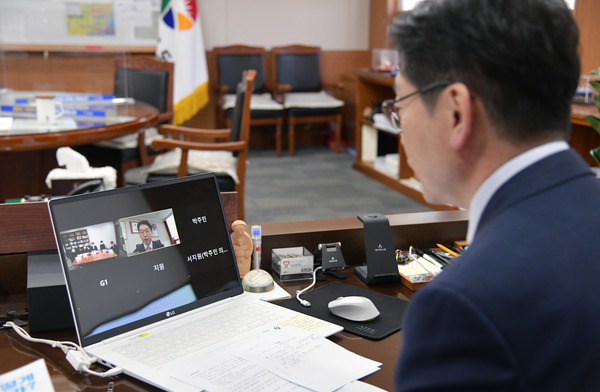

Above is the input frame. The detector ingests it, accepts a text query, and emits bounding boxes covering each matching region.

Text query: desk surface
[0,207,469,391]
[0,267,405,392]
[0,91,159,152]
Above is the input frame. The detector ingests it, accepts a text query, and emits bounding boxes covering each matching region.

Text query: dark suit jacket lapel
[476,150,592,238]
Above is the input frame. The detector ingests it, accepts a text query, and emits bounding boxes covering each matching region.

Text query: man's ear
[445,83,472,150]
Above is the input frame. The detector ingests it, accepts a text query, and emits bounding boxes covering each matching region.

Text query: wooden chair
[125,70,255,220]
[270,45,344,157]
[75,55,174,186]
[213,45,284,156]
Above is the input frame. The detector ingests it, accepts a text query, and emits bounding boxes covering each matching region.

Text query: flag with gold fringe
[156,0,209,125]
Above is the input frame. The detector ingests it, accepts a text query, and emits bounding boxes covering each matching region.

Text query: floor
[244,147,431,224]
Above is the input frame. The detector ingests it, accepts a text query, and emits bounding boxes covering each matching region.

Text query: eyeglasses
[381,80,453,133]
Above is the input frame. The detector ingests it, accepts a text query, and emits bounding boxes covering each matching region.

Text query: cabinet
[353,69,600,210]
[353,69,456,210]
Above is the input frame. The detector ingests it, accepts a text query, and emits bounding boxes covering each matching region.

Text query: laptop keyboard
[113,300,286,368]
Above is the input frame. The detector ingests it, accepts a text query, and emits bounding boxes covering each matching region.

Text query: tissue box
[272,247,314,282]
[372,49,399,72]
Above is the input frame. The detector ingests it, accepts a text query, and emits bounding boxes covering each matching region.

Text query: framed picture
[152,224,158,237]
[130,221,139,234]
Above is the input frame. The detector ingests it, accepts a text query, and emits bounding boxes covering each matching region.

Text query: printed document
[173,327,381,392]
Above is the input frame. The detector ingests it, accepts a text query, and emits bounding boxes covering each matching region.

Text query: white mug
[35,95,64,124]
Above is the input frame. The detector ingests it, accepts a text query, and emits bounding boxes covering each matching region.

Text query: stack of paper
[173,327,384,392]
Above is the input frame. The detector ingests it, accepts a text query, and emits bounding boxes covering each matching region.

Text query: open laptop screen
[48,174,242,346]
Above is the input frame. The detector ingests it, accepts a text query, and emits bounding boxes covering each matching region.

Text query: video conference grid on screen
[50,176,241,344]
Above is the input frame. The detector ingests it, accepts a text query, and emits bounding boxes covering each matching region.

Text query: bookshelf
[60,229,90,255]
[353,69,457,211]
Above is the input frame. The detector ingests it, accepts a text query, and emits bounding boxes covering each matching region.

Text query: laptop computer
[48,173,342,391]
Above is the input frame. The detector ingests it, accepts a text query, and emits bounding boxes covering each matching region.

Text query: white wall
[198,0,370,50]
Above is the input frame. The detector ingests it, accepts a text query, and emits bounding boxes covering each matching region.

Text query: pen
[414,247,448,267]
[414,256,439,274]
[423,254,444,269]
[437,243,460,257]
[413,247,445,269]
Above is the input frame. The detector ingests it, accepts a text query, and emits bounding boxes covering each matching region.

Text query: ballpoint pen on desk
[424,246,454,264]
[413,247,451,268]
[436,243,460,257]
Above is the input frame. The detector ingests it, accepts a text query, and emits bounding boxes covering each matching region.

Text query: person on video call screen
[134,220,164,253]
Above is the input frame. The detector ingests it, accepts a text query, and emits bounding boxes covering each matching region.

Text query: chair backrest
[271,45,322,92]
[114,56,174,121]
[229,70,254,144]
[214,45,266,94]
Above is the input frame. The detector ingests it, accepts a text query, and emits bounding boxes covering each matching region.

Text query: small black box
[27,251,74,333]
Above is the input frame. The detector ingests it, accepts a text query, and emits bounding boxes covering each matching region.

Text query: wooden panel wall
[1,49,368,130]
[2,52,116,94]
[2,0,595,161]
[369,0,397,50]
[575,0,600,75]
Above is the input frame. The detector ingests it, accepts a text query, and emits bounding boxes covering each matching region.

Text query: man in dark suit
[134,220,164,253]
[109,241,119,255]
[387,1,600,391]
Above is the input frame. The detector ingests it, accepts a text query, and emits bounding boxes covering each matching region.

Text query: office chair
[75,55,174,186]
[271,44,344,157]
[213,45,284,156]
[124,70,255,220]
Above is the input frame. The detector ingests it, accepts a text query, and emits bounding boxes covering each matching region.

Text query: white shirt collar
[466,141,569,244]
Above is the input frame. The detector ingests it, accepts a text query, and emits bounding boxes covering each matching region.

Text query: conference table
[0,90,159,152]
[0,90,159,201]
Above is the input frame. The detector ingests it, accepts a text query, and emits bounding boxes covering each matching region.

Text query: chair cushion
[92,127,162,150]
[283,92,344,109]
[75,127,164,169]
[223,93,283,111]
[143,148,239,183]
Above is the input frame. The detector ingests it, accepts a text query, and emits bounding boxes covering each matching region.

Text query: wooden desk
[0,204,468,391]
[0,268,404,391]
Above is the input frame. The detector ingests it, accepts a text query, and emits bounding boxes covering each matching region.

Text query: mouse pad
[277,281,409,340]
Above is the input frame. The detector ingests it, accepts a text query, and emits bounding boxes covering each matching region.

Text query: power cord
[296,266,322,307]
[3,321,123,378]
